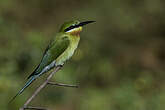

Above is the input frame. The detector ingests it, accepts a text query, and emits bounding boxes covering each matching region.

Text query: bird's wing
[28,35,70,79]
[9,35,70,103]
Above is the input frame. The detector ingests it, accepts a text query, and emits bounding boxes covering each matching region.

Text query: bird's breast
[55,36,80,65]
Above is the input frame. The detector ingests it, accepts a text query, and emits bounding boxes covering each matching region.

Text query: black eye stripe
[64,21,95,32]
[64,24,80,32]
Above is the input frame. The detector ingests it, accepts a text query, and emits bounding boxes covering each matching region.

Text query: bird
[9,20,95,103]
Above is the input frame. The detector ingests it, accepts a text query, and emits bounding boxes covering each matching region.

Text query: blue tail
[9,75,37,103]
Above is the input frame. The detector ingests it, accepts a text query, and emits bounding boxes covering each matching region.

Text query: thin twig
[24,106,48,110]
[19,66,62,110]
[47,82,78,88]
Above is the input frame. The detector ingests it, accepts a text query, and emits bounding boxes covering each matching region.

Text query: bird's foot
[58,64,64,68]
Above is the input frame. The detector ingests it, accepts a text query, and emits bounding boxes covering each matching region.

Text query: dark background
[0,0,165,110]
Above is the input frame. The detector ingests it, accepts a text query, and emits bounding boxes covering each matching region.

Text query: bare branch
[47,82,78,88]
[20,66,62,110]
[23,106,48,110]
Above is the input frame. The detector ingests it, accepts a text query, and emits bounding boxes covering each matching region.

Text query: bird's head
[59,20,95,36]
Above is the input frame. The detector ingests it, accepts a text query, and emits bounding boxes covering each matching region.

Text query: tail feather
[9,76,36,103]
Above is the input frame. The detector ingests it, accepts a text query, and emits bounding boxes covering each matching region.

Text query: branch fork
[19,66,78,110]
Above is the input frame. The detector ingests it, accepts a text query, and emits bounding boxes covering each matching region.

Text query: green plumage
[9,20,94,103]
[28,33,71,78]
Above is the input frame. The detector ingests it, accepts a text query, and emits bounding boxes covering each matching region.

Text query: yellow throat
[66,27,82,36]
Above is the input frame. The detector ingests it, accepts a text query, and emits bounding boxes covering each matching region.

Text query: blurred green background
[0,0,165,110]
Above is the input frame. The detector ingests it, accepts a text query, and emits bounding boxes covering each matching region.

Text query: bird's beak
[78,21,96,27]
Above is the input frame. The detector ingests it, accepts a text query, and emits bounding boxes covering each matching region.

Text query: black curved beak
[78,21,96,27]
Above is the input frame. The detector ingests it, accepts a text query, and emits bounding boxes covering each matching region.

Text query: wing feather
[27,35,69,79]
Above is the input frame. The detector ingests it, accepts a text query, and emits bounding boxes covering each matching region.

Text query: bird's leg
[47,81,78,88]
[59,65,63,68]
[58,63,64,68]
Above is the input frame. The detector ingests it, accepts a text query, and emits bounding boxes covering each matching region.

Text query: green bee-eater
[10,20,95,102]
